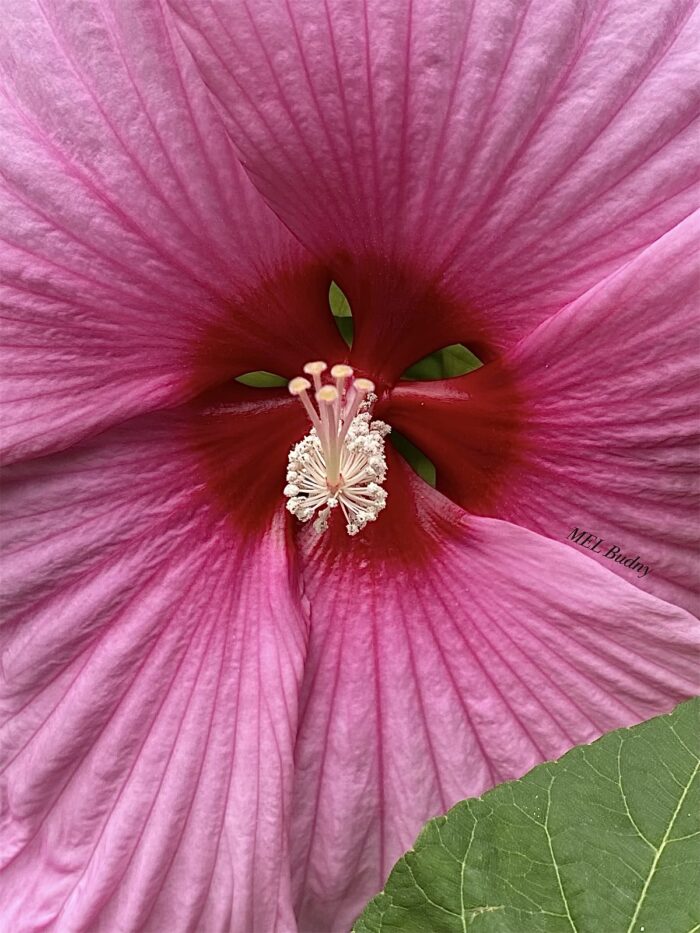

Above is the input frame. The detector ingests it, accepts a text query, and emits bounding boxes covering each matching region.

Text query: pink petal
[1,0,344,463]
[169,0,699,362]
[0,396,308,930]
[291,459,699,931]
[389,212,700,613]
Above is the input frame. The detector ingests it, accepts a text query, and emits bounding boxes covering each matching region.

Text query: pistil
[285,362,390,535]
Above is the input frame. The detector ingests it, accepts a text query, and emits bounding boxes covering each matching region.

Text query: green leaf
[334,315,354,347]
[390,431,437,487]
[354,699,700,933]
[329,280,352,317]
[235,371,288,387]
[329,281,354,347]
[403,344,482,381]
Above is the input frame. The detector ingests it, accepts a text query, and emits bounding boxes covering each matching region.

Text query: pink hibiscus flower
[1,1,698,930]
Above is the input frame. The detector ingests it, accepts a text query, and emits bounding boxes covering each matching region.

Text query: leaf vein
[625,759,700,933]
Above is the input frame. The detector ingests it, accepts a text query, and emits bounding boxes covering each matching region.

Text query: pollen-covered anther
[284,362,390,536]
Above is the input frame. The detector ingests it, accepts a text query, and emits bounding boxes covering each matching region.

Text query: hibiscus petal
[292,459,699,931]
[389,212,700,614]
[1,0,344,463]
[0,392,308,931]
[169,0,699,366]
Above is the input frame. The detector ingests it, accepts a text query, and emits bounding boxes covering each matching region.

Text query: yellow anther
[303,361,328,376]
[316,385,339,404]
[288,376,312,395]
[354,378,375,393]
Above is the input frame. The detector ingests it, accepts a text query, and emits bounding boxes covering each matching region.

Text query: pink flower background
[1,1,698,930]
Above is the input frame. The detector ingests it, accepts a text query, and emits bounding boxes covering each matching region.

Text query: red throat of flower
[284,361,391,535]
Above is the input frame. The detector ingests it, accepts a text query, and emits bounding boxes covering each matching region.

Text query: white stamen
[285,363,390,536]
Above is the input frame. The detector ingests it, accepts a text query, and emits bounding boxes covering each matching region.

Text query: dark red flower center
[186,256,523,539]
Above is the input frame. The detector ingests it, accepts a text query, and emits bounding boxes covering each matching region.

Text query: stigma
[284,361,391,536]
